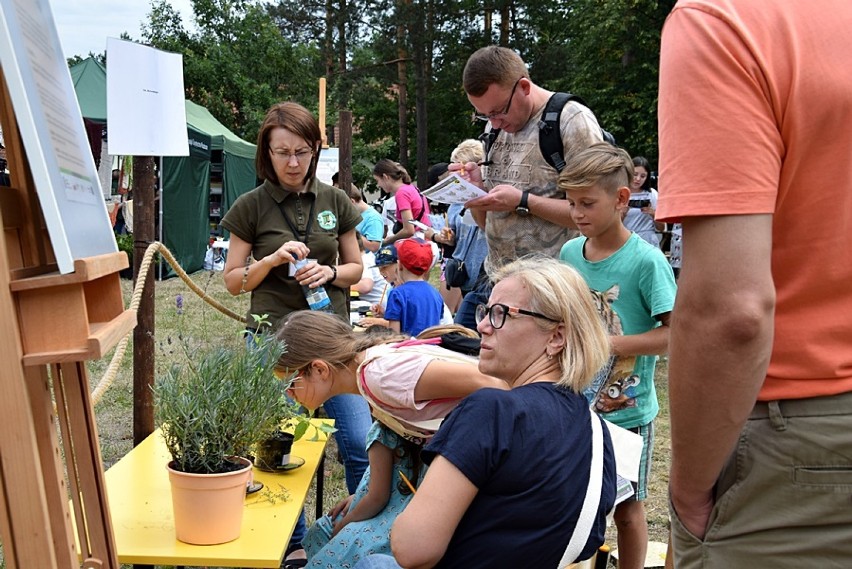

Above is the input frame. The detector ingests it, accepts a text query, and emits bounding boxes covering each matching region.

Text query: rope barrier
[91,242,247,406]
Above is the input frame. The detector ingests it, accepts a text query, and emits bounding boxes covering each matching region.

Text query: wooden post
[338,110,353,193]
[132,156,156,446]
[319,77,328,148]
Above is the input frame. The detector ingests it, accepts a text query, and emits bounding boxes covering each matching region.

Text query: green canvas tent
[162,102,258,277]
[69,57,258,277]
[183,99,257,216]
[70,57,107,122]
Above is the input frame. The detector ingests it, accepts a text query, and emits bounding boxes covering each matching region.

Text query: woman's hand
[294,260,335,289]
[266,241,310,268]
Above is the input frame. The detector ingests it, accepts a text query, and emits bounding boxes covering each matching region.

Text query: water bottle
[293,257,335,313]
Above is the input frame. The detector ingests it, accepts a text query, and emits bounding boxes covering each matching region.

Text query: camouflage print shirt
[481,99,602,271]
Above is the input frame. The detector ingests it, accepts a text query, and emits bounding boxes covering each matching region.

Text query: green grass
[0,267,672,567]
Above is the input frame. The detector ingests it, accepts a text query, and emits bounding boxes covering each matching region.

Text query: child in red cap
[381,238,444,336]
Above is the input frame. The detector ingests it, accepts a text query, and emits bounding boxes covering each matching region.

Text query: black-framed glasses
[473,77,523,123]
[270,148,314,163]
[475,303,559,330]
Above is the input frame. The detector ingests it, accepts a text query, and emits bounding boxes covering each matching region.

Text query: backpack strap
[538,92,577,173]
[478,126,501,167]
[539,92,616,174]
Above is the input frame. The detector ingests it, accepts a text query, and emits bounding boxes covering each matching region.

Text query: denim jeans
[321,394,371,493]
[453,279,492,330]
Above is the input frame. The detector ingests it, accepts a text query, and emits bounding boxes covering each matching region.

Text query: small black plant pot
[253,432,295,471]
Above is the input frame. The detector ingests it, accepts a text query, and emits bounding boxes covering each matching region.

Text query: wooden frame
[0,66,135,569]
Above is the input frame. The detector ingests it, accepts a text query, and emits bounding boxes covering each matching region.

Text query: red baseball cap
[395,238,433,276]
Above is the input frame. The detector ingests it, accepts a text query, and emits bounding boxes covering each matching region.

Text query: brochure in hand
[421,173,488,205]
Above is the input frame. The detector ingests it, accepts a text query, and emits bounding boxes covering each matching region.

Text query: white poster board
[315,146,339,185]
[107,38,188,156]
[0,0,117,273]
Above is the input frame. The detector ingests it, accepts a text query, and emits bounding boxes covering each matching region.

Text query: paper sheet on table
[421,173,488,204]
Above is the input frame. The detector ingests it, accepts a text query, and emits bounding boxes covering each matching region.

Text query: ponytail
[373,158,412,185]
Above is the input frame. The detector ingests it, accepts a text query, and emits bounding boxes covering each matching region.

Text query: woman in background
[373,159,431,244]
[623,156,663,247]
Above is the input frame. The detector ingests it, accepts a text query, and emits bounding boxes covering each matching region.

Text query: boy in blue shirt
[382,238,443,336]
[558,143,676,569]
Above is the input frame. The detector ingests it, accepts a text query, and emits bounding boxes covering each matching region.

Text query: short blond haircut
[558,142,634,195]
[491,256,610,392]
[450,139,485,165]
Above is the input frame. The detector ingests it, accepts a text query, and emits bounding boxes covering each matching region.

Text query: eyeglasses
[274,365,307,386]
[270,148,314,164]
[475,302,559,330]
[473,77,523,123]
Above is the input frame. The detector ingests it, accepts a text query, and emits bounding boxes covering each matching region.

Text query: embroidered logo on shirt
[317,210,337,230]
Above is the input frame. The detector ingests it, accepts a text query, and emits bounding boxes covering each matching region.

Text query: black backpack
[479,92,615,173]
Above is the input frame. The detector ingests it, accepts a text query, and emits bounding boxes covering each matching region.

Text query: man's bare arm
[668,214,775,537]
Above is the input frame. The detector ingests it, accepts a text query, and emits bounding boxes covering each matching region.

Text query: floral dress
[302,422,423,568]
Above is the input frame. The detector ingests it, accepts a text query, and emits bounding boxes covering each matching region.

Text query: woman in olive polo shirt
[221,101,369,568]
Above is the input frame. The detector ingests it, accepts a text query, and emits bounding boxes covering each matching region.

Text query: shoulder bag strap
[557,410,604,568]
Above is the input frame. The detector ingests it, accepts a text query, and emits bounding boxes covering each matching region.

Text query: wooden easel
[0,67,135,568]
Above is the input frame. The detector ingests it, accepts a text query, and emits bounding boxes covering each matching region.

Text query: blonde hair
[557,142,634,195]
[491,256,610,392]
[450,139,485,165]
[273,314,478,376]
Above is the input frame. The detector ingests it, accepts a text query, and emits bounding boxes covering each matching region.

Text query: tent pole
[157,156,163,281]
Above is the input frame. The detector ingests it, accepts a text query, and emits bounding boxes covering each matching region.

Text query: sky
[50,0,194,60]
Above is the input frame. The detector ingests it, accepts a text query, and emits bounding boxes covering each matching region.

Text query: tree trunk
[413,3,429,189]
[499,2,510,46]
[396,4,409,168]
[325,0,334,78]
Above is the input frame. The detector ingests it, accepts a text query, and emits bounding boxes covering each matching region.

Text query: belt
[750,390,852,419]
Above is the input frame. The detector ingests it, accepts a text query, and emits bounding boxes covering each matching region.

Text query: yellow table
[104,420,332,568]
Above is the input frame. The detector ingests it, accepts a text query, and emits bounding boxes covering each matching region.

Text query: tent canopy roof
[184,100,255,160]
[70,57,107,123]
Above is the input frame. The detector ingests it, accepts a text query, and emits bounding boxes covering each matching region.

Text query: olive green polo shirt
[221,178,360,328]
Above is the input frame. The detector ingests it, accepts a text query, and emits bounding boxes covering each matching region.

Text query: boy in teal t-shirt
[558,143,676,569]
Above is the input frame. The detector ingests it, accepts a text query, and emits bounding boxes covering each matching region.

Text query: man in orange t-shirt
[658,0,852,567]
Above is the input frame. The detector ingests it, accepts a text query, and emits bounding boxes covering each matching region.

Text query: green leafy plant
[153,314,334,474]
[153,333,290,474]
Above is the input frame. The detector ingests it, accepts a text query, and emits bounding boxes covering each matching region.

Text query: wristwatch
[515,190,531,217]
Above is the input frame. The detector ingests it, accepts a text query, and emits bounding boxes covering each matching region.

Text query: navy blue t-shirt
[422,383,616,568]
